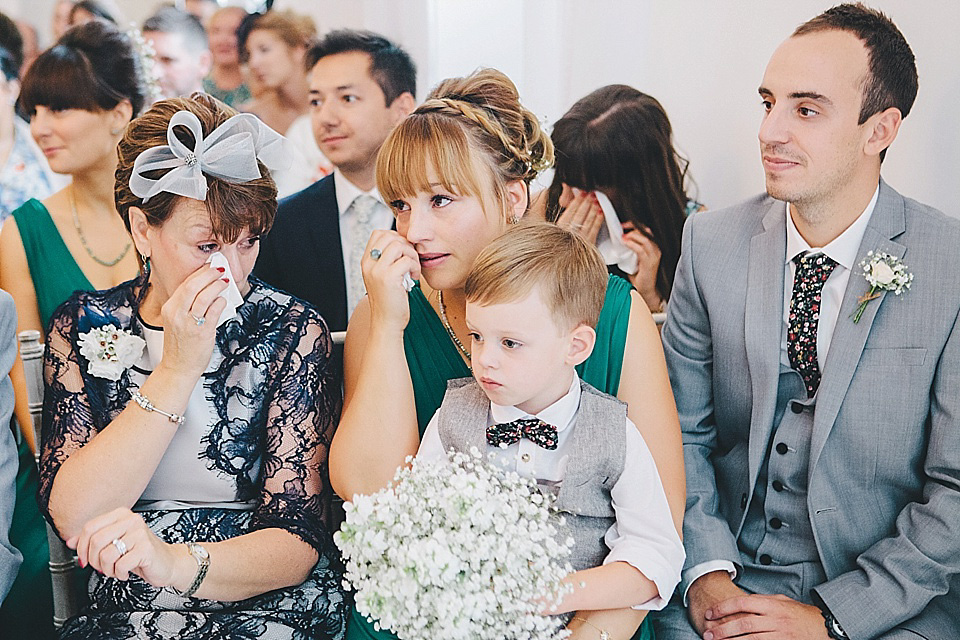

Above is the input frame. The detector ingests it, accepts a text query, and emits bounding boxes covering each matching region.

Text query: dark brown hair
[114,93,277,242]
[20,20,146,117]
[547,85,689,302]
[794,3,917,161]
[305,29,416,106]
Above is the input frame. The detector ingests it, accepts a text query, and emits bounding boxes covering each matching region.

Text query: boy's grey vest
[436,377,626,571]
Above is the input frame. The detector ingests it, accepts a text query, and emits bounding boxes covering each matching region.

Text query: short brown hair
[465,223,607,330]
[114,93,277,242]
[377,68,553,221]
[794,3,917,125]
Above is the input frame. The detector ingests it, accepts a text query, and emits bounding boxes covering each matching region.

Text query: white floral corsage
[77,326,146,381]
[853,251,913,323]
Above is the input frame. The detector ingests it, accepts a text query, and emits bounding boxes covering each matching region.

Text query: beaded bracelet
[132,391,185,425]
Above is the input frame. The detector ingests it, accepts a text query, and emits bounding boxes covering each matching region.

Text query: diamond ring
[112,538,128,556]
[191,314,205,326]
[369,248,382,261]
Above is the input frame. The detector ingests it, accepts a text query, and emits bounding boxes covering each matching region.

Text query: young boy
[417,223,684,620]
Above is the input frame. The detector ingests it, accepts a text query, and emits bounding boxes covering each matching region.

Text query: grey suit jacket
[0,289,22,603]
[661,180,960,639]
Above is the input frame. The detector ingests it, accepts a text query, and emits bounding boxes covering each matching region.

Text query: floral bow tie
[486,418,558,450]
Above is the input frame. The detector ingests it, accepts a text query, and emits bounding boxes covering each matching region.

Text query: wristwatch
[821,608,849,640]
[172,542,210,598]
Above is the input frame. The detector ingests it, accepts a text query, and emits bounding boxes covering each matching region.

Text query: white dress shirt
[334,171,393,318]
[272,115,333,198]
[681,186,880,603]
[418,373,685,611]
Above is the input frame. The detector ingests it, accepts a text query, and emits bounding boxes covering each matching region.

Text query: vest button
[770,517,783,529]
[740,493,747,509]
[759,554,773,565]
[772,480,785,492]
[791,402,803,414]
[776,442,788,455]
[521,453,531,463]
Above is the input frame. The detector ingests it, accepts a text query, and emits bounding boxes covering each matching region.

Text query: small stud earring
[110,127,123,136]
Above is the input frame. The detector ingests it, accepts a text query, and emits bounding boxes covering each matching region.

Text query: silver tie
[347,194,379,318]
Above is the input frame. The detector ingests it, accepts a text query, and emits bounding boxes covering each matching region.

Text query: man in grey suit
[655,5,960,640]
[0,289,23,603]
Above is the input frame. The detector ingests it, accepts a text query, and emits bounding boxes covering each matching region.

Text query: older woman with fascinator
[37,93,348,638]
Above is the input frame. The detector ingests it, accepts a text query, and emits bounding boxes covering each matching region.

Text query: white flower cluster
[335,448,574,640]
[77,326,145,381]
[861,251,913,294]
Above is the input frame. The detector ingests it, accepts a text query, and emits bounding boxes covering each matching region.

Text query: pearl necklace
[437,290,471,362]
[71,186,132,267]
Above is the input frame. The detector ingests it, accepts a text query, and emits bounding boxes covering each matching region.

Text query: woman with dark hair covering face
[544,86,703,314]
[0,20,142,638]
[37,93,348,638]
[331,68,685,640]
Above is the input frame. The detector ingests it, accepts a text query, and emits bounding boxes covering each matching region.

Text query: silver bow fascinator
[129,110,290,202]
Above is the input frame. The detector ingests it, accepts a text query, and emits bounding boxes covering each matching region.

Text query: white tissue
[206,252,244,327]
[594,191,639,275]
[401,272,415,292]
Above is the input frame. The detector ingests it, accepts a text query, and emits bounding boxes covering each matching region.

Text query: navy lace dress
[37,276,348,639]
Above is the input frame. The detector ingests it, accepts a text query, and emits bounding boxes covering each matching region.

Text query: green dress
[0,199,93,638]
[346,274,654,640]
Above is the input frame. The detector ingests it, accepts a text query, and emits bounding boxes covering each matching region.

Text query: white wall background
[9,0,959,215]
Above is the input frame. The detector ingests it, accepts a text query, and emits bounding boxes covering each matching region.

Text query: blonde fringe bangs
[376,113,500,213]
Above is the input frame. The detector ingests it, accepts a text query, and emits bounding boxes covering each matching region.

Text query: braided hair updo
[377,68,553,220]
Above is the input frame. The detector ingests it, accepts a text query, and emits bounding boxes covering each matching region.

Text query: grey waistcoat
[436,377,626,571]
[740,364,820,572]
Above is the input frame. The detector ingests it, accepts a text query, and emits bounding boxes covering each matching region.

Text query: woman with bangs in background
[0,20,143,638]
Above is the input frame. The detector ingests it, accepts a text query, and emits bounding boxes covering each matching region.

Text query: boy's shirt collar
[488,372,580,432]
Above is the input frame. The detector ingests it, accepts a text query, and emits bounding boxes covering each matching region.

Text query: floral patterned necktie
[486,418,559,450]
[788,251,838,397]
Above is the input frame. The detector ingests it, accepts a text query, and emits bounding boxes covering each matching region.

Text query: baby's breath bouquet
[335,448,574,640]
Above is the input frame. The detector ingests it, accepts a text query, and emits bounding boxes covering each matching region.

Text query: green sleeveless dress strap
[11,198,93,329]
[346,276,653,640]
[1,199,93,638]
[577,274,631,396]
[403,285,472,436]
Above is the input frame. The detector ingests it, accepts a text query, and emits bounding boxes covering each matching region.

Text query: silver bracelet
[131,391,185,425]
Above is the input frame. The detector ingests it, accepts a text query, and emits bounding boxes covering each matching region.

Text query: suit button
[772,480,785,492]
[521,453,531,463]
[791,402,803,414]
[740,493,747,509]
[770,517,783,529]
[776,443,788,455]
[759,554,773,565]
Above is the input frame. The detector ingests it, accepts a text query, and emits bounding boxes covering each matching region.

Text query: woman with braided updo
[331,68,684,640]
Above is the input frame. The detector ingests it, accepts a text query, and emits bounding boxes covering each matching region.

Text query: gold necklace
[437,290,471,362]
[70,186,131,267]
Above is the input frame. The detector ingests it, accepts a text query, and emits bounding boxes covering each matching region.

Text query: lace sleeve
[37,302,98,529]
[249,304,341,556]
